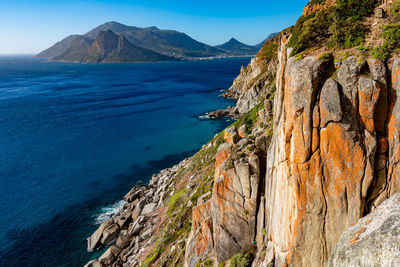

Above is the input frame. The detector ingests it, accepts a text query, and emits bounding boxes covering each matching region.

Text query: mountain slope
[215,38,259,55]
[254,32,280,49]
[84,21,224,58]
[37,35,91,59]
[50,36,93,62]
[85,30,174,63]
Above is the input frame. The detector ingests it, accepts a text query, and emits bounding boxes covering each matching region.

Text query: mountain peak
[228,37,240,43]
[215,38,258,56]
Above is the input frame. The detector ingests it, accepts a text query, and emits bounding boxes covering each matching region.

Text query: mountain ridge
[38,21,279,62]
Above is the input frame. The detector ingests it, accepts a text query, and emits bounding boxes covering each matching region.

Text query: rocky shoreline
[85,159,189,267]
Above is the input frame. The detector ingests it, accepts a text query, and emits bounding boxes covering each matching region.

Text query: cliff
[84,0,400,266]
[208,34,280,119]
[84,30,174,63]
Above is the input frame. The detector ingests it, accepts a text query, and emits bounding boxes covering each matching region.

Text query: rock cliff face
[184,32,400,266]
[213,35,280,119]
[84,2,400,266]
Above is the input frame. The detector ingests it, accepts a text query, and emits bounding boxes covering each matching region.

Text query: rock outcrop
[185,119,272,266]
[185,32,400,266]
[208,35,280,119]
[84,3,400,266]
[328,193,400,267]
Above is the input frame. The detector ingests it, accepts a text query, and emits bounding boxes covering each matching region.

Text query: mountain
[215,37,259,56]
[254,32,280,49]
[49,36,93,62]
[38,21,226,62]
[84,30,173,63]
[84,21,224,58]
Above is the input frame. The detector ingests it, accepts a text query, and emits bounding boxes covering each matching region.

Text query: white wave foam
[94,199,127,225]
[198,114,210,119]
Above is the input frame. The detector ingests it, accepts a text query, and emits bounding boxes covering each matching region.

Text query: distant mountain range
[37,21,278,63]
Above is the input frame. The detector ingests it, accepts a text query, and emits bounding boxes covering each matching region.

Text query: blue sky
[0,0,308,54]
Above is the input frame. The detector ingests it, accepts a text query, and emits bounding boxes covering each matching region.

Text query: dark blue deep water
[0,56,250,266]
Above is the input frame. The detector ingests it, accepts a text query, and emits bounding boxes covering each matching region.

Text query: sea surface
[0,56,251,266]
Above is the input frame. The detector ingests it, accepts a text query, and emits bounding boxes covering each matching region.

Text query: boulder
[87,219,113,252]
[375,7,385,18]
[141,203,156,215]
[238,125,248,138]
[328,193,400,267]
[101,223,120,246]
[224,126,240,144]
[130,216,147,235]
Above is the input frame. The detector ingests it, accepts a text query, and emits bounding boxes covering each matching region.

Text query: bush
[288,0,379,56]
[382,24,400,49]
[230,252,253,267]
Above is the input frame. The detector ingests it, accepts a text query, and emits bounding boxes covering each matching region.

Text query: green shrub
[371,46,389,62]
[230,252,253,267]
[288,0,378,56]
[382,24,400,49]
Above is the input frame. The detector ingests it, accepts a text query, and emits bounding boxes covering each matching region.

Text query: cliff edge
[85,0,400,266]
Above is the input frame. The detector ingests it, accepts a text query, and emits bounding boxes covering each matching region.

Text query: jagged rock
[130,216,146,235]
[101,223,120,246]
[88,219,114,252]
[116,210,132,229]
[124,186,145,202]
[116,231,132,249]
[208,109,230,118]
[141,203,156,215]
[319,79,342,128]
[255,135,270,153]
[99,246,121,265]
[216,143,233,167]
[185,201,214,267]
[140,228,153,240]
[237,138,248,147]
[234,161,251,198]
[224,126,240,144]
[328,193,400,267]
[238,125,248,138]
[84,260,101,267]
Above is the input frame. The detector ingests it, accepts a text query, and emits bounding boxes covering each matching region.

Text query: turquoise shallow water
[0,56,250,266]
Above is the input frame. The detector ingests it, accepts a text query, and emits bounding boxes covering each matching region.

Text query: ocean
[0,56,250,266]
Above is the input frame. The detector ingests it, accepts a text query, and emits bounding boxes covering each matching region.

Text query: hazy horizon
[0,0,308,54]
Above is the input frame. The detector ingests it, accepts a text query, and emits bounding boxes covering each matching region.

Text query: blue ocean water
[0,56,250,266]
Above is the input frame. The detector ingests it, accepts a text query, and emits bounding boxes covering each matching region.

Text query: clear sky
[0,0,308,54]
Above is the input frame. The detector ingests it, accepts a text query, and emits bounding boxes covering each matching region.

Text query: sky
[0,0,308,54]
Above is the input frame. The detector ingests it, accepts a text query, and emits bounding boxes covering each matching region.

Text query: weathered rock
[375,7,385,18]
[116,231,132,249]
[101,223,120,246]
[208,109,230,118]
[141,203,156,215]
[185,201,214,267]
[84,260,101,267]
[88,219,114,252]
[224,126,240,144]
[328,193,400,267]
[319,79,342,128]
[238,125,248,138]
[130,216,146,235]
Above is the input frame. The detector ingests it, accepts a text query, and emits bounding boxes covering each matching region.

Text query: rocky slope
[208,34,281,119]
[84,1,400,266]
